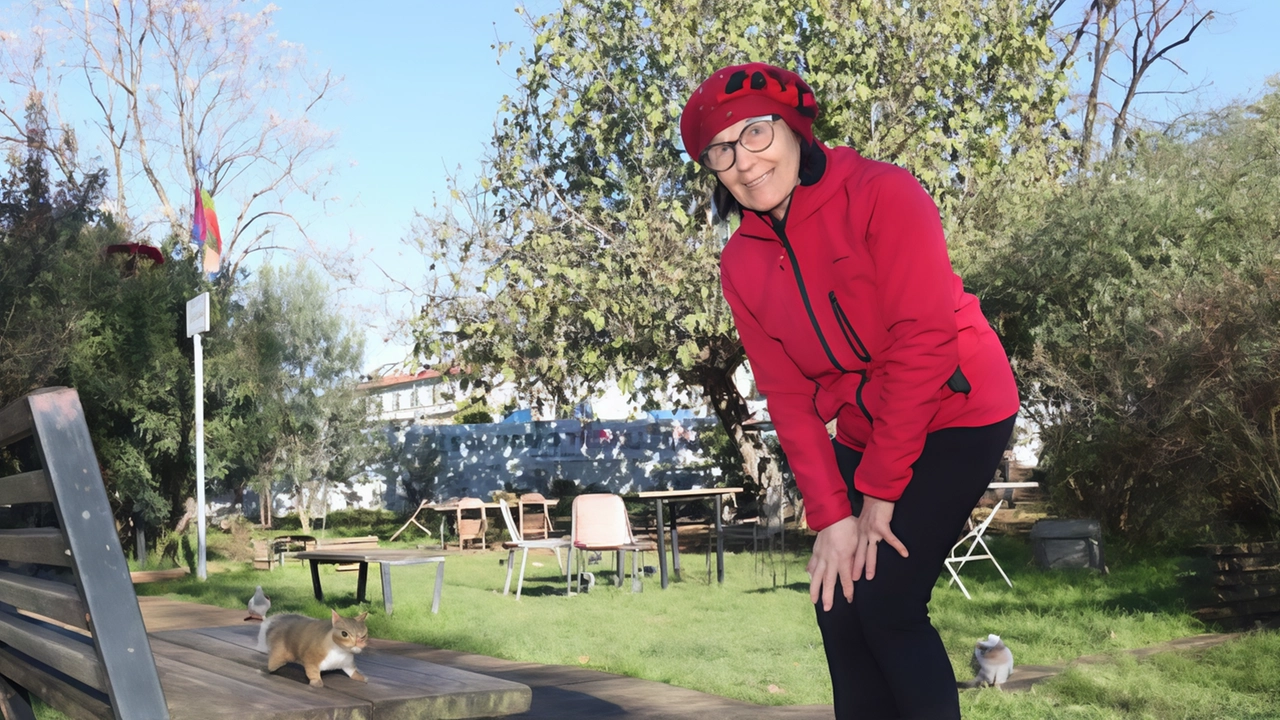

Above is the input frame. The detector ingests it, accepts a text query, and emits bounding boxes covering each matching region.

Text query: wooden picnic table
[295,548,446,616]
[633,487,744,589]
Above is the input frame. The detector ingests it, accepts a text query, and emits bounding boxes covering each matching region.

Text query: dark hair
[707,132,827,224]
[711,179,741,223]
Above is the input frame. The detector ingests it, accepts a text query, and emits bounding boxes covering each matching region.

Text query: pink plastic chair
[568,494,654,594]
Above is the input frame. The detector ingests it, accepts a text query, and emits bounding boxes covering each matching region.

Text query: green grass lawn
[113,533,1280,718]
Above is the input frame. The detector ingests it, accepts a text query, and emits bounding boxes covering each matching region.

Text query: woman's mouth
[744,170,772,189]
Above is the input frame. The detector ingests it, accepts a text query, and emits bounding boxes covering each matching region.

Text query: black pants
[815,415,1015,720]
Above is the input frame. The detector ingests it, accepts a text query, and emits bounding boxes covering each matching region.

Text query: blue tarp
[501,408,533,424]
[646,408,698,421]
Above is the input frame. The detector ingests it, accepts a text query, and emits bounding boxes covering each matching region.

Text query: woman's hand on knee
[807,515,858,611]
[852,496,909,582]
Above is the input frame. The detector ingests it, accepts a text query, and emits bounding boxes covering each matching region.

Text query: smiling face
[709,116,802,221]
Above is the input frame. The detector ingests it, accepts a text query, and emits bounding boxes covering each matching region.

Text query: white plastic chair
[498,499,570,599]
[944,500,1013,599]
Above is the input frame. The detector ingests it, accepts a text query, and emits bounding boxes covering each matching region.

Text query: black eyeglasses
[698,115,782,172]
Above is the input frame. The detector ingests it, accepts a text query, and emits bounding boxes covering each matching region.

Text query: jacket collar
[738,142,858,240]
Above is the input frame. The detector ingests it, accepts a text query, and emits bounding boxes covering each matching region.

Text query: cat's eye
[341,631,349,637]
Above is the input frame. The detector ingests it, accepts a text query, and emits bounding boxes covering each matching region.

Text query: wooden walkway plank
[156,626,531,719]
[149,635,368,720]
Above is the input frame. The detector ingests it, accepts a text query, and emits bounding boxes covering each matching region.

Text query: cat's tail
[256,615,276,653]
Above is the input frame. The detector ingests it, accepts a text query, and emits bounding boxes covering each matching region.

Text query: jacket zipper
[773,220,874,425]
[775,222,848,374]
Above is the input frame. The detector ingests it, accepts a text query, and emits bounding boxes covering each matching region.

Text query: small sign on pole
[186,292,210,338]
[186,292,210,580]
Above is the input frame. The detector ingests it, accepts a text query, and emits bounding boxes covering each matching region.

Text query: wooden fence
[1196,542,1280,629]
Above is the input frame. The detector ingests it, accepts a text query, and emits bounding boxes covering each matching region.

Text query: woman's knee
[854,573,929,630]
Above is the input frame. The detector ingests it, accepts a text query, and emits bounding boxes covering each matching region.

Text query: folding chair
[944,500,1013,599]
[518,492,555,540]
[455,497,488,549]
[498,499,570,599]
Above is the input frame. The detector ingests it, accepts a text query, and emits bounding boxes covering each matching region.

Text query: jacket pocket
[829,292,871,363]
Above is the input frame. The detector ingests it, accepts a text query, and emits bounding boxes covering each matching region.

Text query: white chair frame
[945,500,1013,600]
[499,499,570,599]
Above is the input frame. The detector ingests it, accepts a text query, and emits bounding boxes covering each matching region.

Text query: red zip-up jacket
[721,145,1019,532]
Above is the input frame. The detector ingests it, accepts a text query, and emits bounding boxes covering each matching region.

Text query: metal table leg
[431,560,444,614]
[308,560,324,601]
[715,495,725,584]
[380,562,393,615]
[670,503,681,580]
[356,562,369,603]
[655,498,668,589]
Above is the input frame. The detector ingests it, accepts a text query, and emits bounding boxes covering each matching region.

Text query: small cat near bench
[256,609,370,688]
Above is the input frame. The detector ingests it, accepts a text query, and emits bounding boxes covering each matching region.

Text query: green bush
[971,84,1280,543]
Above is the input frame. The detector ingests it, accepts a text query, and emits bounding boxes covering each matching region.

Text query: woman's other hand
[807,515,858,611]
[852,496,909,581]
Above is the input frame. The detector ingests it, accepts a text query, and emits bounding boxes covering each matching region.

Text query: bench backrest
[315,535,380,550]
[0,388,168,719]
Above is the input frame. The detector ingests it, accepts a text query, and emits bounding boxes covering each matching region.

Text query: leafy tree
[0,97,205,544]
[413,0,1071,492]
[1,0,339,270]
[454,403,495,425]
[972,81,1280,541]
[66,234,206,533]
[0,97,108,402]
[210,262,377,530]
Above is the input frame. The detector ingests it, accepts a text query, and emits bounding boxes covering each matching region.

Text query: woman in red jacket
[681,63,1019,719]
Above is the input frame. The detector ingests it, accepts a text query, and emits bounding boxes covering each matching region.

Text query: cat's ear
[330,609,341,624]
[356,612,368,622]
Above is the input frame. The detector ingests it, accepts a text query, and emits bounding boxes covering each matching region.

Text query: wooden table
[149,624,531,719]
[295,549,446,616]
[634,488,743,589]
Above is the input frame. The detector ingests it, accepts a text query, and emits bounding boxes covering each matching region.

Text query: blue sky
[263,1,1280,374]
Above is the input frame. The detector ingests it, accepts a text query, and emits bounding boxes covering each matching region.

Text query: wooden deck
[137,598,531,719]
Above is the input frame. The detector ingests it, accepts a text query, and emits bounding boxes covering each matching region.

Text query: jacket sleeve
[854,168,960,501]
[722,273,851,531]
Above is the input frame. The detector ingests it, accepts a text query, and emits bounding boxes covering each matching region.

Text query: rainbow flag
[191,187,223,276]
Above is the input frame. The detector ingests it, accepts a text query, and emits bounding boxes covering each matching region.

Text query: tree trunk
[699,364,784,494]
[259,476,272,529]
[296,484,311,534]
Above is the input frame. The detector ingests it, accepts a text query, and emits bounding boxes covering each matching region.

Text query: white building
[357,369,459,425]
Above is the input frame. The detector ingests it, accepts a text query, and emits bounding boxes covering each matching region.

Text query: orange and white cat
[256,609,369,687]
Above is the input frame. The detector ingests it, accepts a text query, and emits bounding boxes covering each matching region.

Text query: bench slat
[148,635,369,720]
[27,389,169,719]
[0,647,110,720]
[0,569,88,631]
[0,470,52,505]
[0,394,34,448]
[0,611,106,691]
[0,528,72,567]
[156,626,532,719]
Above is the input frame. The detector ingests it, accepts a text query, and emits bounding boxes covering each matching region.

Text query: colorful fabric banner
[191,186,223,277]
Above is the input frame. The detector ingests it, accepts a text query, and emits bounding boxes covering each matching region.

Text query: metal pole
[194,331,207,580]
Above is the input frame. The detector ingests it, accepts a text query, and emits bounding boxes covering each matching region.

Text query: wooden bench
[0,387,531,719]
[316,536,380,572]
[251,535,317,571]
